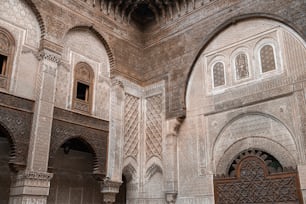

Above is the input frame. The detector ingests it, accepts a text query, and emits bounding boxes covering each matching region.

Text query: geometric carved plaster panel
[124,93,139,160]
[146,94,163,160]
[122,78,165,192]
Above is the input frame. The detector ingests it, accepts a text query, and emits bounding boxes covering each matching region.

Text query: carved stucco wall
[55,28,110,120]
[0,0,41,99]
[213,112,298,175]
[121,77,165,203]
[180,18,306,203]
[0,0,40,48]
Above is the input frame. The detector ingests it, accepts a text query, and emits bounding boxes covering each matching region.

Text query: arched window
[260,44,276,73]
[72,62,94,113]
[213,62,225,87]
[235,53,249,80]
[0,28,15,91]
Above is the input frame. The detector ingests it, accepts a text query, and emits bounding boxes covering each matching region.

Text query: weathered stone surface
[0,0,305,203]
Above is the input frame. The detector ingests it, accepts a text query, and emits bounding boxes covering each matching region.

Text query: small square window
[76,82,89,101]
[0,54,7,75]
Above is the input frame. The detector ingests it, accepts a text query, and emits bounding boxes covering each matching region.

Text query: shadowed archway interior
[0,128,11,203]
[48,138,102,204]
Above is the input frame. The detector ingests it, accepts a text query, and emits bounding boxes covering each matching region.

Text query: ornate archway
[48,138,103,204]
[214,149,303,204]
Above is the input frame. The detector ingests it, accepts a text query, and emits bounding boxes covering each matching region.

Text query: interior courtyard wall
[21,0,306,119]
[0,0,41,99]
[0,0,305,203]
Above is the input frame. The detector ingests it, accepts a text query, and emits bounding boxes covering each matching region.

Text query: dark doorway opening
[48,138,102,204]
[0,128,11,203]
[115,175,127,204]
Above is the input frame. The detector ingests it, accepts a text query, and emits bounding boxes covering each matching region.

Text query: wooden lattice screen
[214,151,303,204]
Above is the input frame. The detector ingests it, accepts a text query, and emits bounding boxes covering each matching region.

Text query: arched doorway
[48,138,102,204]
[214,149,303,204]
[0,126,12,203]
[115,175,127,204]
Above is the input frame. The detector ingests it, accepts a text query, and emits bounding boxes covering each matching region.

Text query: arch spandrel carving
[212,112,299,175]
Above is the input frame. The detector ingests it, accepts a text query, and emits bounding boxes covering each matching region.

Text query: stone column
[101,178,122,204]
[101,78,125,201]
[9,49,60,204]
[164,117,184,204]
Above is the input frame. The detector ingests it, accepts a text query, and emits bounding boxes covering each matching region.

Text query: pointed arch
[49,136,101,176]
[146,157,163,180]
[212,112,299,175]
[122,162,137,182]
[146,163,163,180]
[212,111,297,154]
[64,25,115,76]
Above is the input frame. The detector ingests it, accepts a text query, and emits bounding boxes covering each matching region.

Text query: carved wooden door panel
[214,150,303,204]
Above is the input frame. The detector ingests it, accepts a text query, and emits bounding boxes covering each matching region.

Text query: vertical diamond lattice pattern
[213,62,225,87]
[124,94,139,159]
[146,94,163,160]
[260,45,276,73]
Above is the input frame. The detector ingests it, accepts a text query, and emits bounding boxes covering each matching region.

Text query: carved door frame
[214,150,303,204]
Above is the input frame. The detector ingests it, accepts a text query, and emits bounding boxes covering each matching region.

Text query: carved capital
[17,170,53,181]
[39,49,61,64]
[165,192,177,204]
[40,38,63,55]
[167,116,185,136]
[101,178,122,204]
[103,192,117,204]
[10,171,53,197]
[111,78,124,89]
